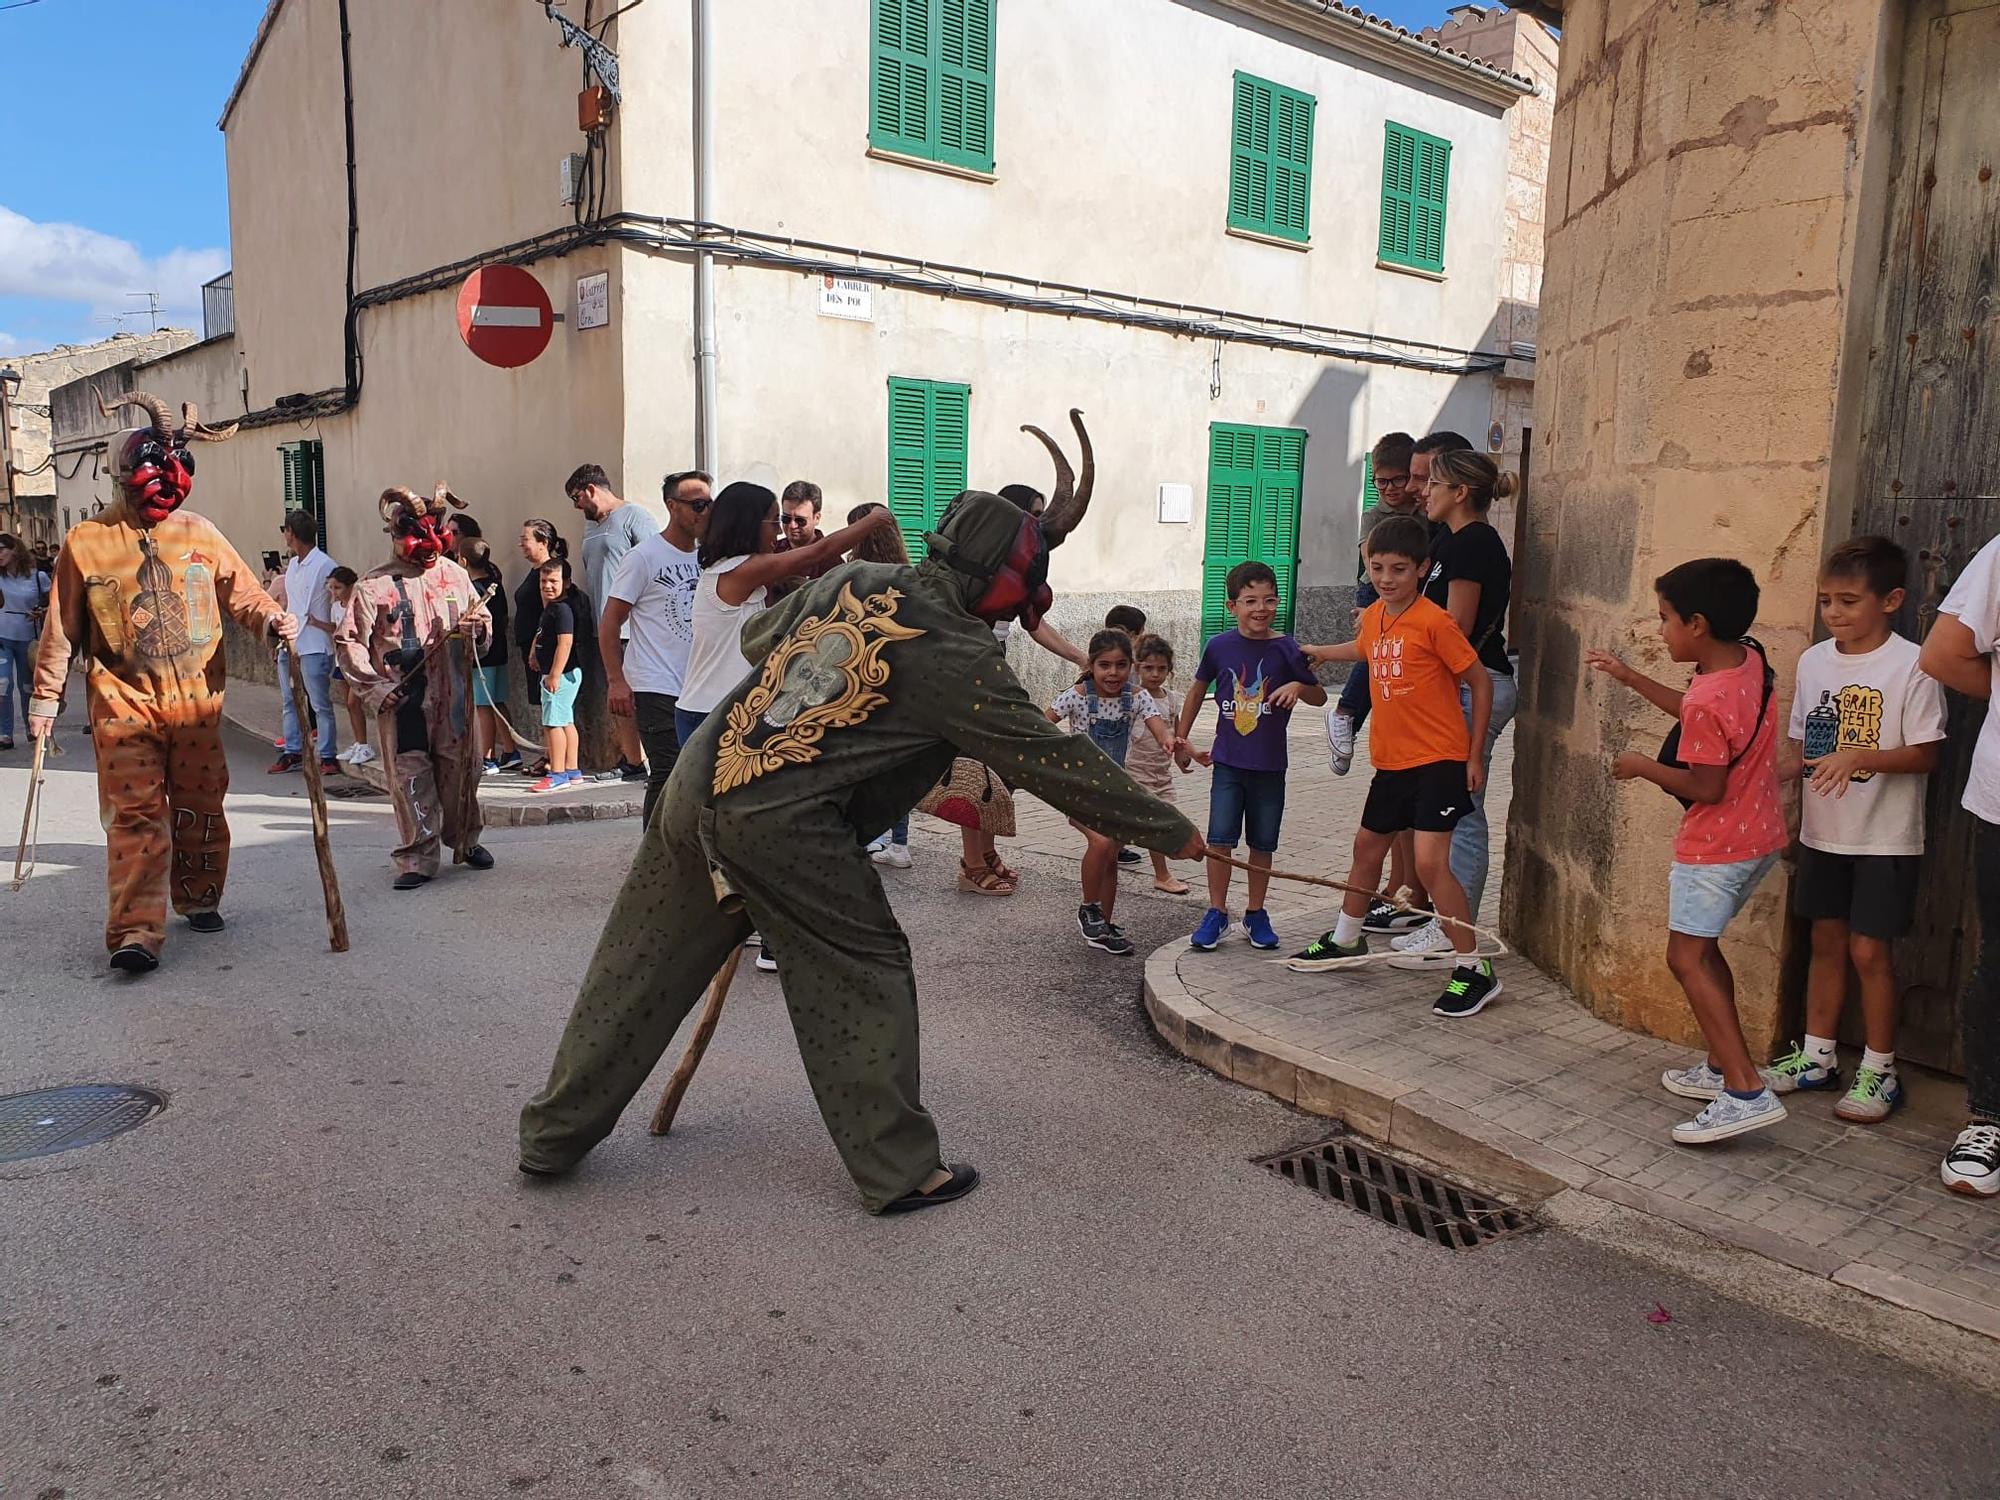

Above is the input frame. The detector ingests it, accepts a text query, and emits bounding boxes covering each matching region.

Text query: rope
[1199,848,1511,966]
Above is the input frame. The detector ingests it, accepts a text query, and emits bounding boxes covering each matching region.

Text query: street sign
[817,275,874,322]
[456,265,555,368]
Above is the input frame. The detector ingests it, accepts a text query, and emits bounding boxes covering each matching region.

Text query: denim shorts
[540,667,583,728]
[1206,762,1286,853]
[1667,853,1779,938]
[474,665,507,707]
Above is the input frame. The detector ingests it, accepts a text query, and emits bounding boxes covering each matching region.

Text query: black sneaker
[1362,900,1431,934]
[463,845,495,870]
[1116,847,1143,866]
[1287,931,1370,972]
[617,760,648,782]
[1433,962,1503,1018]
[185,910,225,934]
[1077,902,1108,941]
[109,944,158,974]
[1088,921,1135,956]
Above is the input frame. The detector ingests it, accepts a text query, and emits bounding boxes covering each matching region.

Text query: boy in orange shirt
[1288,515,1499,1016]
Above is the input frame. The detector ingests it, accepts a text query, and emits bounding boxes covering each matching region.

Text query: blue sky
[0,0,1469,356]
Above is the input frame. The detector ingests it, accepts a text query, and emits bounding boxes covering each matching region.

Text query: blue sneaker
[1242,908,1279,950]
[1190,908,1231,951]
[1766,1042,1840,1094]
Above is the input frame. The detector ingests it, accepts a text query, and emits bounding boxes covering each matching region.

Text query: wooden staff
[649,944,746,1135]
[282,643,350,952]
[453,624,480,865]
[10,731,48,892]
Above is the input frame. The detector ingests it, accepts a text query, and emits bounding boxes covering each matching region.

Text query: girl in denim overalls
[1048,629,1177,956]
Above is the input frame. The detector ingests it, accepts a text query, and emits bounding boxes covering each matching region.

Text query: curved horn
[378,486,420,527]
[434,483,469,512]
[1031,408,1094,544]
[96,389,173,439]
[180,400,239,442]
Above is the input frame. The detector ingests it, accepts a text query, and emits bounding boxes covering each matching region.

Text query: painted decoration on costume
[131,536,195,661]
[711,584,925,794]
[181,554,219,646]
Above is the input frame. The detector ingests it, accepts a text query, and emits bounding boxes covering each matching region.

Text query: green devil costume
[519,466,1199,1212]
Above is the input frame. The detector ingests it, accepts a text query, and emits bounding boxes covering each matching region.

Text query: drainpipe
[692,0,719,473]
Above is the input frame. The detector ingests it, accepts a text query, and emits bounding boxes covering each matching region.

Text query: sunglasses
[781,514,814,528]
[672,496,712,514]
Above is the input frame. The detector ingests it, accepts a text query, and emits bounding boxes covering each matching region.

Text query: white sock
[1861,1046,1896,1076]
[1803,1033,1838,1068]
[1454,955,1484,974]
[1333,911,1365,945]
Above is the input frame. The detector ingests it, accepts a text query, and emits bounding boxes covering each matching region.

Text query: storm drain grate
[1259,1135,1533,1250]
[0,1085,166,1163]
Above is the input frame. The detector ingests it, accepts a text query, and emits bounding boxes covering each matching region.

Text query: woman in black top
[1413,448,1520,931]
[452,516,518,772]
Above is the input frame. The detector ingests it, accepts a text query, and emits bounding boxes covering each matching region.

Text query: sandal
[957,859,1014,896]
[984,850,1019,888]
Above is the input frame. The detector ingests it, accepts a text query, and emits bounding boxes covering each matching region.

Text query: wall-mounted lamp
[0,367,21,399]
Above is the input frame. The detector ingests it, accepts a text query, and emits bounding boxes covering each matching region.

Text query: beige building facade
[52,0,1554,707]
[1507,0,1997,1072]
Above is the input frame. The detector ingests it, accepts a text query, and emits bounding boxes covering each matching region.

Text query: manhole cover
[0,1085,166,1163]
[1259,1134,1533,1250]
[323,780,385,800]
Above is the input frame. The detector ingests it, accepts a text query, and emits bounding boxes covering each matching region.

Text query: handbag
[916,757,1016,837]
[1657,638,1773,809]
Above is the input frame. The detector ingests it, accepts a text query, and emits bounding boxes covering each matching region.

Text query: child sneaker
[1670,1088,1786,1145]
[871,843,913,869]
[1387,919,1455,968]
[1362,900,1430,934]
[1661,1061,1727,1101]
[1078,903,1109,942]
[1242,909,1279,950]
[1766,1042,1841,1094]
[1286,931,1370,972]
[1325,708,1356,776]
[1941,1123,2000,1197]
[1432,961,1502,1018]
[1088,922,1135,957]
[1189,908,1231,951]
[1833,1066,1903,1124]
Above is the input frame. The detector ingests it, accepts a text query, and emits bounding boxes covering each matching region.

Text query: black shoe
[1116,847,1142,865]
[1433,962,1503,1018]
[463,845,495,870]
[109,944,159,974]
[880,1163,981,1215]
[518,1159,572,1179]
[185,910,225,934]
[1077,902,1108,941]
[393,871,431,891]
[1362,899,1431,934]
[617,760,648,782]
[1087,921,1135,957]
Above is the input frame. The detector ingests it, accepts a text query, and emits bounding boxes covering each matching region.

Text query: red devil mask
[98,391,238,527]
[971,514,1054,631]
[379,484,468,569]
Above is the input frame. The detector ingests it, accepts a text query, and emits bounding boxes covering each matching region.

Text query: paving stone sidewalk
[1112,714,2000,1342]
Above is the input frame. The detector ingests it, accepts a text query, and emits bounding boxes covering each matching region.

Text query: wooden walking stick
[10,730,49,892]
[453,624,480,865]
[649,869,753,1135]
[282,643,350,952]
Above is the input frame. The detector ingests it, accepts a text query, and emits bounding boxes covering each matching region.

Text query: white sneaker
[1670,1087,1786,1145]
[755,950,779,973]
[1941,1123,2000,1197]
[350,744,378,766]
[1386,919,1455,968]
[1661,1060,1727,1100]
[1325,708,1356,776]
[871,843,913,869]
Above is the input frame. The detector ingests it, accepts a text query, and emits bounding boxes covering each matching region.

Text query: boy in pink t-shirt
[1587,558,1787,1146]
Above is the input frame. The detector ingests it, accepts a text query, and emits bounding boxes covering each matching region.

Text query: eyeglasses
[1375,473,1412,489]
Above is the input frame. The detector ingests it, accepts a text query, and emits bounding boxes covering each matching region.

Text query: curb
[1142,941,2000,1344]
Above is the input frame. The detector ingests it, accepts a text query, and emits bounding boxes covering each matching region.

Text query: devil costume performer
[28,391,293,973]
[332,485,493,889]
[520,414,1201,1212]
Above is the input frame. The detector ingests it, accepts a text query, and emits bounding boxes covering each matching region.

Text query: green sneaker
[1286,932,1370,972]
[1766,1043,1840,1095]
[1834,1065,1903,1124]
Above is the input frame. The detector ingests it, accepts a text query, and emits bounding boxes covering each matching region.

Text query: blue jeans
[1448,667,1518,922]
[871,815,910,848]
[1335,576,1376,727]
[278,649,337,760]
[675,704,709,748]
[0,635,32,738]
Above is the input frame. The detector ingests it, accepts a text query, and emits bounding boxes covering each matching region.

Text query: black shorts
[1791,846,1920,940]
[1361,760,1471,835]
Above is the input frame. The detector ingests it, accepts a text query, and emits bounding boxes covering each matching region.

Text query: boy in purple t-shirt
[1173,562,1325,952]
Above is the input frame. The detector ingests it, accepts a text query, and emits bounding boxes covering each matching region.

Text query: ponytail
[1426,449,1519,513]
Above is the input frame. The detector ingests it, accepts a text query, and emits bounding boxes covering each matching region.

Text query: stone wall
[1503,0,1894,1050]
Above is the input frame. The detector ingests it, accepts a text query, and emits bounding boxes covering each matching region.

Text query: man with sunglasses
[600,471,712,823]
[769,479,842,600]
[566,464,651,781]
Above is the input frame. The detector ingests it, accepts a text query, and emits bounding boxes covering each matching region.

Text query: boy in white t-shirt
[1772,537,1946,1123]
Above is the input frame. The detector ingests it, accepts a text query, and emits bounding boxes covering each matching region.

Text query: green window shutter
[1256,429,1305,634]
[928,383,970,524]
[280,443,303,512]
[1381,122,1449,273]
[886,378,933,559]
[304,440,327,542]
[936,0,994,172]
[871,0,933,158]
[1201,425,1258,641]
[1228,72,1312,243]
[1361,452,1379,509]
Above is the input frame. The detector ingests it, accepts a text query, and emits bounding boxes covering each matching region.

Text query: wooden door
[1850,0,2000,1070]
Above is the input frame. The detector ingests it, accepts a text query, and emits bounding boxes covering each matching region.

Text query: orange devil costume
[29,391,294,971]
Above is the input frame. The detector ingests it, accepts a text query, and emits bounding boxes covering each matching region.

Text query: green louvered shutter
[280,443,304,515]
[1201,425,1259,641]
[928,382,970,525]
[871,0,933,158]
[1257,429,1305,633]
[886,378,933,559]
[1229,72,1312,243]
[1361,452,1379,509]
[1270,87,1314,240]
[936,0,995,172]
[1228,75,1272,232]
[278,439,328,540]
[1381,122,1449,273]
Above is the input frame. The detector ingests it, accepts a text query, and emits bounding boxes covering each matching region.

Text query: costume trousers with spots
[520,789,943,1212]
[92,712,231,955]
[377,700,479,879]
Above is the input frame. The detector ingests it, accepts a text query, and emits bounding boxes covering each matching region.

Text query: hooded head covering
[923,490,1053,628]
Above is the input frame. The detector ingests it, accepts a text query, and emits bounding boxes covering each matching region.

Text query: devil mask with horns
[927,408,1094,633]
[378,484,469,569]
[97,391,239,527]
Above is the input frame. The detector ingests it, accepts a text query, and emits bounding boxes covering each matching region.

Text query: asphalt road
[3,710,1997,1499]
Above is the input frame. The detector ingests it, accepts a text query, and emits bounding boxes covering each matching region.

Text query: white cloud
[0,331,25,357]
[0,204,226,331]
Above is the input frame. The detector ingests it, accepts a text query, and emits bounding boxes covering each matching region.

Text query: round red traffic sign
[456,265,554,368]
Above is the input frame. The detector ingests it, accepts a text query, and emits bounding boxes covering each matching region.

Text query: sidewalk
[221,674,643,826]
[1117,716,2000,1342]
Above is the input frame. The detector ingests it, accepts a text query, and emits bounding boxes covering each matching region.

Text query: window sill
[866,146,997,184]
[1227,224,1311,253]
[1376,258,1446,282]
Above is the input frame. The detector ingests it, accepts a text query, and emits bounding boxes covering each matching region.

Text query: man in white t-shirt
[1922,531,2000,1196]
[567,462,654,780]
[273,508,339,773]
[601,469,711,823]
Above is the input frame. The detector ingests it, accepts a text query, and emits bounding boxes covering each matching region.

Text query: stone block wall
[1504,0,1893,1050]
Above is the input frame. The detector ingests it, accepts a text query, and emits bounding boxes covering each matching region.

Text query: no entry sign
[456,265,555,368]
